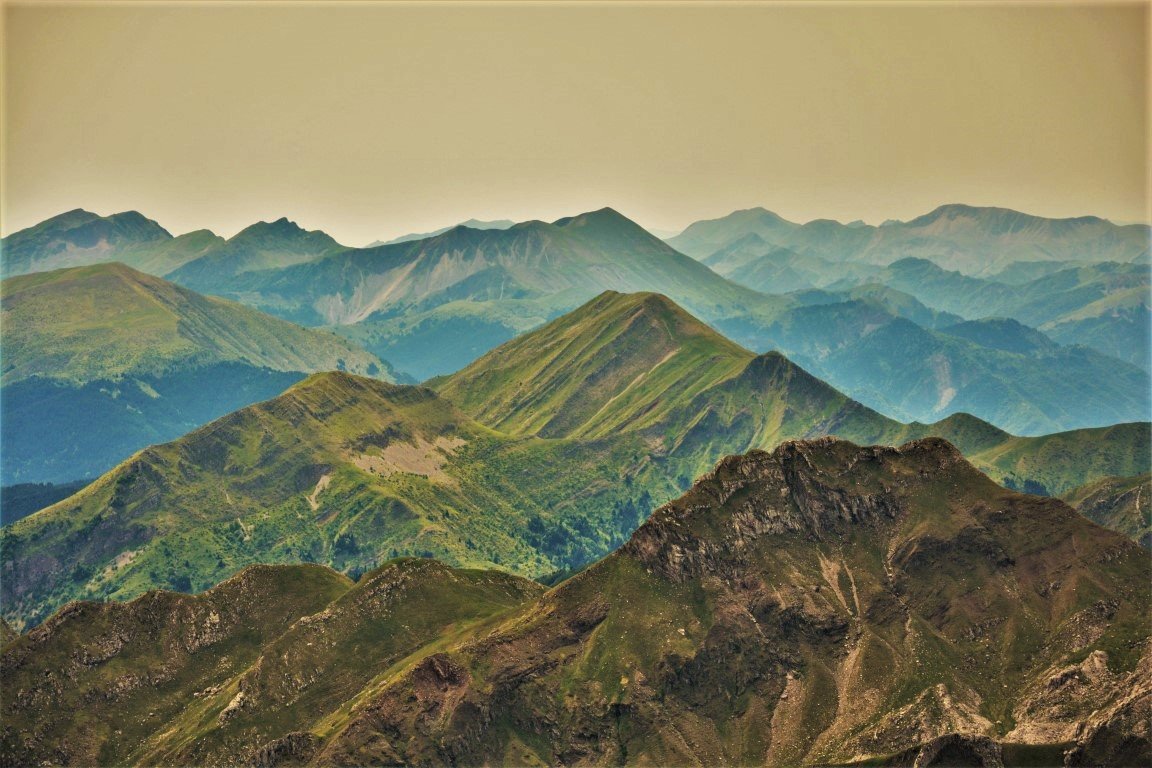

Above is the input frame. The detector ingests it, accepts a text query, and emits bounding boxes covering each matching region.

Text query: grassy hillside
[0,563,355,766]
[0,373,672,627]
[7,439,1146,766]
[436,291,753,438]
[967,422,1151,496]
[439,291,1149,486]
[6,294,1146,630]
[2,262,386,385]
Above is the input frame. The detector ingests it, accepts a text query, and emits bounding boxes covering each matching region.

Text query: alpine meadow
[1,3,1149,768]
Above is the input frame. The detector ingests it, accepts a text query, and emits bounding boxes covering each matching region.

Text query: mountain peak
[908,203,1108,232]
[549,207,673,254]
[234,217,305,238]
[289,369,403,399]
[553,206,640,230]
[436,290,750,439]
[625,436,976,580]
[729,206,791,224]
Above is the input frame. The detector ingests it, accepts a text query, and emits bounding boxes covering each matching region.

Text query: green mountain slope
[967,422,1151,497]
[6,294,1145,631]
[7,439,1146,766]
[2,263,385,385]
[435,291,753,439]
[0,563,354,766]
[0,373,668,627]
[1,263,391,484]
[435,291,1149,495]
[441,291,1149,464]
[1061,473,1151,548]
[315,438,1149,767]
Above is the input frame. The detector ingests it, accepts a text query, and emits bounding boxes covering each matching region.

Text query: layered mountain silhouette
[4,438,1147,766]
[669,203,1151,275]
[167,217,346,287]
[6,206,1145,427]
[6,292,1146,631]
[217,207,768,321]
[0,209,221,277]
[168,207,779,378]
[720,299,1149,434]
[367,217,516,247]
[688,214,1150,373]
[1,263,391,484]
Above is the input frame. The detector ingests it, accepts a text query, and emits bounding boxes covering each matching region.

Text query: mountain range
[5,291,1146,632]
[3,437,1147,766]
[0,209,223,278]
[719,302,1149,434]
[4,206,1146,436]
[680,209,1150,374]
[1,263,392,485]
[668,203,1151,275]
[184,207,777,380]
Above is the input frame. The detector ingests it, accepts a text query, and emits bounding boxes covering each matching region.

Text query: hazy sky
[2,2,1148,245]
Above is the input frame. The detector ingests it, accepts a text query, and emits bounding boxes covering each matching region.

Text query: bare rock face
[250,731,321,768]
[624,437,927,582]
[1063,649,1152,767]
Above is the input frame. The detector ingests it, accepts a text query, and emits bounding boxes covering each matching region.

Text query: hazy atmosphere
[3,4,1151,765]
[3,1,1148,244]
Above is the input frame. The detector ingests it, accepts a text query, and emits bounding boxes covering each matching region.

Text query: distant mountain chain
[2,203,1147,433]
[366,218,516,247]
[668,203,1150,274]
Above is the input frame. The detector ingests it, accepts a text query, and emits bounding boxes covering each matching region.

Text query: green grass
[1,262,387,386]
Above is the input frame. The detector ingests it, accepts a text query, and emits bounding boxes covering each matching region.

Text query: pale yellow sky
[2,2,1148,245]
